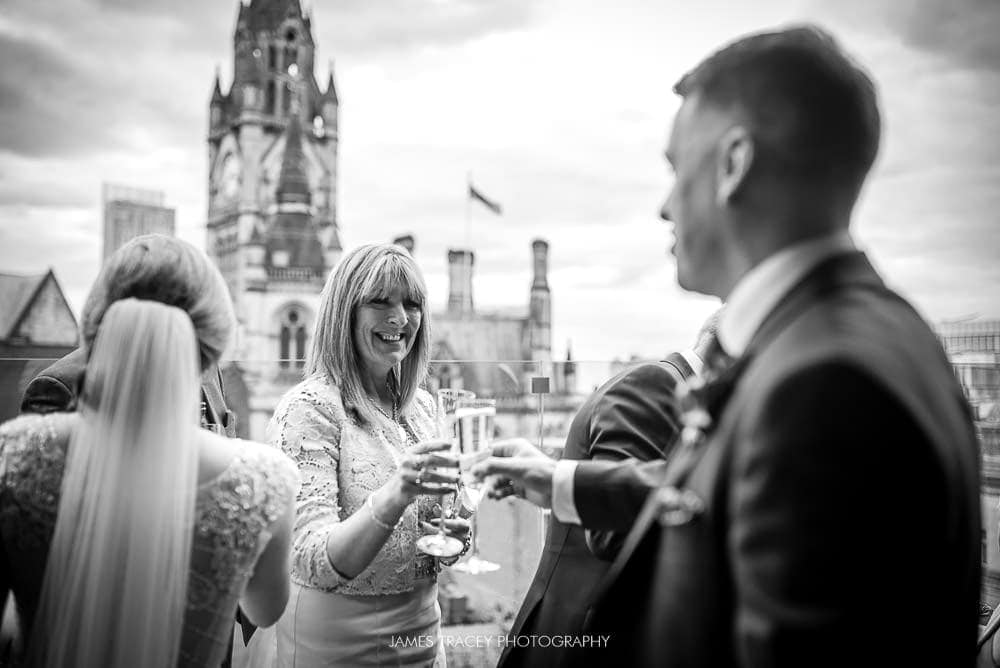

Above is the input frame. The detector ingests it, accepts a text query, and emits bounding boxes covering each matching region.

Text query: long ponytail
[30,298,201,667]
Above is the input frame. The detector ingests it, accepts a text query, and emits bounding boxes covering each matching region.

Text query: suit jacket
[587,252,981,667]
[20,347,236,437]
[499,357,691,668]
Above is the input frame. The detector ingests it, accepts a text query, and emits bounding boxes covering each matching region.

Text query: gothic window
[268,45,278,71]
[279,307,307,368]
[266,80,277,114]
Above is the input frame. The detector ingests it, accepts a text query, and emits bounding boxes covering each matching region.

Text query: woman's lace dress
[0,412,300,667]
[265,373,445,667]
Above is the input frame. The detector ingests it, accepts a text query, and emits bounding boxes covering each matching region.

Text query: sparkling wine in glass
[415,388,474,558]
[453,398,500,574]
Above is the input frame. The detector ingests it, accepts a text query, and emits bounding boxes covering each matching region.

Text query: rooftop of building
[0,271,51,340]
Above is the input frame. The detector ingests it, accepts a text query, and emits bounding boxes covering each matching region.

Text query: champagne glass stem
[470,510,480,558]
[438,491,449,540]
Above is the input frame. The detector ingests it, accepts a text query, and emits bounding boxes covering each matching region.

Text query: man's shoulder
[34,348,87,385]
[600,361,683,396]
[21,348,88,414]
[589,362,684,416]
[755,290,945,384]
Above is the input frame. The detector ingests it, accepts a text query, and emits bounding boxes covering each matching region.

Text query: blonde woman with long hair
[0,236,299,667]
[266,243,469,667]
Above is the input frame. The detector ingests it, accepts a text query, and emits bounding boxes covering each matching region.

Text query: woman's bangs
[359,256,426,305]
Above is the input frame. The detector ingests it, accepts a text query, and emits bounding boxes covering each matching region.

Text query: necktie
[701,331,735,383]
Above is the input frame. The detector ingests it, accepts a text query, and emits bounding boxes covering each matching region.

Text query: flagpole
[464,171,472,252]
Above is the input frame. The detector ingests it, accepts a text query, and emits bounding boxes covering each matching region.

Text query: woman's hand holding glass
[387,439,460,507]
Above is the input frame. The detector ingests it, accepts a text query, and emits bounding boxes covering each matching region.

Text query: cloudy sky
[1,0,997,376]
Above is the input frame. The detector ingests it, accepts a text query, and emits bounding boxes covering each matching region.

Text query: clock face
[221,153,242,200]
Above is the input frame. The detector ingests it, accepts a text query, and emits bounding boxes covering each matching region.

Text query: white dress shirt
[551,231,857,525]
[718,231,856,357]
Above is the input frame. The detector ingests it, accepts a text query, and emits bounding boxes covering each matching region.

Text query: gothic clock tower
[207,0,342,438]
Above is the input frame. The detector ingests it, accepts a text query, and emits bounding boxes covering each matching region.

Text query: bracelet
[440,535,472,567]
[366,494,396,531]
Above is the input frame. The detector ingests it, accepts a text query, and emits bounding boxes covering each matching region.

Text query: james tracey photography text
[389,634,612,649]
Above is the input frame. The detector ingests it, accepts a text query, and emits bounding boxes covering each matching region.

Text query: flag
[468,183,502,215]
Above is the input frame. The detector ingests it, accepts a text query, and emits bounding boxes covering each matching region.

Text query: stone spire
[210,67,225,104]
[276,75,310,206]
[322,64,339,105]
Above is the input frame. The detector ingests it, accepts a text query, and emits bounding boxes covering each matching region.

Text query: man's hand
[472,438,557,509]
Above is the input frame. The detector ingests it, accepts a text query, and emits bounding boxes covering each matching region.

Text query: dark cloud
[86,0,541,61]
[315,0,541,57]
[889,0,1000,71]
[0,33,121,157]
[0,0,543,161]
[813,0,1000,72]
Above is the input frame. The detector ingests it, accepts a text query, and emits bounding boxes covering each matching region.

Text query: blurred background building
[102,184,175,262]
[0,270,78,422]
[937,319,1000,607]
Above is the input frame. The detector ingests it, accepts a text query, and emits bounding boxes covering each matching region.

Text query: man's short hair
[675,25,880,193]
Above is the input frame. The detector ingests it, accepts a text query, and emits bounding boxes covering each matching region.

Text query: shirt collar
[679,348,705,377]
[718,231,856,357]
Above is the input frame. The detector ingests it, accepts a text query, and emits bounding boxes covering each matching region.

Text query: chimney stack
[531,239,549,290]
[392,234,415,255]
[529,239,551,360]
[447,249,474,315]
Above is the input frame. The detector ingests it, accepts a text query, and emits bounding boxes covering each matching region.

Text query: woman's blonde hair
[308,243,431,427]
[81,234,233,371]
[32,299,200,667]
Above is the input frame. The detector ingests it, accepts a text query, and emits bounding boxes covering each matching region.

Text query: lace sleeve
[266,388,348,589]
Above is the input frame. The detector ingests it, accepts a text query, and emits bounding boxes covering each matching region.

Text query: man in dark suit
[498,332,709,667]
[479,25,980,667]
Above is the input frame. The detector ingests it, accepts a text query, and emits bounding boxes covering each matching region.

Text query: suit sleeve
[730,361,934,666]
[574,364,679,561]
[20,375,74,415]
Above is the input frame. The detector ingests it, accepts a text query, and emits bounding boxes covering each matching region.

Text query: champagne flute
[415,388,474,558]
[452,398,500,574]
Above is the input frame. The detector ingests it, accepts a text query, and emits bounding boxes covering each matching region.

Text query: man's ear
[716,126,753,205]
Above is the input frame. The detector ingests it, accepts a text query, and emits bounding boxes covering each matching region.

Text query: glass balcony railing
[0,355,628,665]
[7,354,1000,665]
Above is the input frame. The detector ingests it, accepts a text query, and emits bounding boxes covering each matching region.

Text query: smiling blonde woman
[264,243,469,667]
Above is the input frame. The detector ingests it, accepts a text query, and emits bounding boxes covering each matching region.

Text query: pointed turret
[210,67,226,130]
[563,340,577,395]
[211,67,225,104]
[323,65,339,105]
[324,224,343,269]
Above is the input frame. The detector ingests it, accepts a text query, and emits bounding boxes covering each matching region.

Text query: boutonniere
[676,375,713,451]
